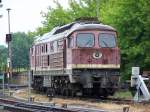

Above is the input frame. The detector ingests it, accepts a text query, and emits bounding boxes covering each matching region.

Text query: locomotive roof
[34,22,116,45]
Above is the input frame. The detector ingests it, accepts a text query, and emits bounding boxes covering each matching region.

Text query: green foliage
[113,91,132,99]
[11,32,33,68]
[0,45,7,71]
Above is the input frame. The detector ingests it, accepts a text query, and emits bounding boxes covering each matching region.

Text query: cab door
[66,36,74,69]
[63,39,67,68]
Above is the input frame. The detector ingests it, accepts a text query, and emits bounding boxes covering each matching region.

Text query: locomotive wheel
[106,88,115,96]
[83,88,92,96]
[102,89,109,97]
[70,90,76,97]
[62,88,69,96]
[46,88,55,97]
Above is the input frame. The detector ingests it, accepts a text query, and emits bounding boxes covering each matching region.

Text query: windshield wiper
[102,40,109,47]
[85,40,92,47]
[102,40,113,52]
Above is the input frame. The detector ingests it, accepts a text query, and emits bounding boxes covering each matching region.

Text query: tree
[0,45,7,71]
[11,32,33,68]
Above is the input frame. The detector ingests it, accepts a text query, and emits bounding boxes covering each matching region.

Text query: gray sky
[0,0,68,46]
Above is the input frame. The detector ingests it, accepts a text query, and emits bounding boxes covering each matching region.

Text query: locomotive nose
[73,48,119,66]
[87,58,92,63]
[77,49,103,64]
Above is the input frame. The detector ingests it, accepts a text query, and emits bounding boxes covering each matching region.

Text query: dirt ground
[13,89,150,112]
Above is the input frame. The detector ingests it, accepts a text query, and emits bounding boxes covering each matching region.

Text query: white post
[131,67,150,102]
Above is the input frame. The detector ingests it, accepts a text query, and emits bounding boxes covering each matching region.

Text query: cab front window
[99,33,116,48]
[77,33,94,47]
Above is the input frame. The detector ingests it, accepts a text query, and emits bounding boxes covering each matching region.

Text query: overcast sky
[0,0,68,46]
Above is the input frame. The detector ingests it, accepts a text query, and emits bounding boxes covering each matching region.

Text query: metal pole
[0,3,3,18]
[28,70,31,103]
[2,72,4,97]
[7,8,11,33]
[6,8,12,92]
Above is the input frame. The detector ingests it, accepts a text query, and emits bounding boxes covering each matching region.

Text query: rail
[0,98,105,112]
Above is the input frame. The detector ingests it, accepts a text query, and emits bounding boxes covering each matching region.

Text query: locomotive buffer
[131,67,150,102]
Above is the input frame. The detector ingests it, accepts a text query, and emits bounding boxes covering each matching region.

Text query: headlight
[92,51,102,59]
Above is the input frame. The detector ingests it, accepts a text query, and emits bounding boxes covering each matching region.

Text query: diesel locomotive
[30,18,120,97]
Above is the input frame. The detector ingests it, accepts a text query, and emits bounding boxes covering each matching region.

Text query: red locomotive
[30,18,120,97]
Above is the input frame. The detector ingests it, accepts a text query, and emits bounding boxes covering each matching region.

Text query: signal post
[6,8,12,91]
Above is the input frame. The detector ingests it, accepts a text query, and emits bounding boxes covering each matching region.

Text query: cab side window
[68,36,73,48]
[58,39,63,50]
[53,41,58,52]
[50,42,54,52]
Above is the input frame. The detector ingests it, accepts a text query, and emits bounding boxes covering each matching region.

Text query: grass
[112,90,132,99]
[12,68,28,73]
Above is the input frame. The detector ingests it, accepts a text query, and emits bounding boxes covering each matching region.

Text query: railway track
[14,88,150,105]
[52,95,150,105]
[2,87,150,112]
[98,97,133,104]
[0,98,106,112]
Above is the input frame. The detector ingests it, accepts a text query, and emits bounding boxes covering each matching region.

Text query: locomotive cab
[66,29,120,96]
